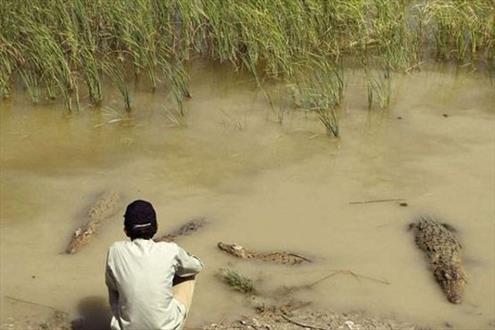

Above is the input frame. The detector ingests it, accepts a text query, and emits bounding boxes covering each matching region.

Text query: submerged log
[409,215,467,304]
[217,242,311,265]
[66,191,120,254]
[154,217,208,242]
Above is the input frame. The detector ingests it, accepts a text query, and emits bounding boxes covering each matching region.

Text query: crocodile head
[434,264,466,304]
[217,242,248,258]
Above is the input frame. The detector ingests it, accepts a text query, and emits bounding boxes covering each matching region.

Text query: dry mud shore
[0,303,425,330]
[200,306,420,330]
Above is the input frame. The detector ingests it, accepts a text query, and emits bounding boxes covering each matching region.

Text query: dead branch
[349,198,404,205]
[280,313,328,330]
[4,295,63,312]
[307,270,390,288]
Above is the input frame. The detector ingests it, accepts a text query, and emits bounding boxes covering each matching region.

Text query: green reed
[289,57,344,137]
[422,0,495,62]
[1,0,493,134]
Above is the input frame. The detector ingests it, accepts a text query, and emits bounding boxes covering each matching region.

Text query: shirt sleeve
[175,244,204,277]
[105,250,119,316]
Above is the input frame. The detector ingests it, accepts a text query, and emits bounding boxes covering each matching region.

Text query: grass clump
[217,268,256,295]
[289,58,344,137]
[422,0,495,63]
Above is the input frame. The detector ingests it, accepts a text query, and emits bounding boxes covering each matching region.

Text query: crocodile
[87,191,120,220]
[66,191,120,254]
[154,217,208,242]
[409,215,467,304]
[217,242,311,265]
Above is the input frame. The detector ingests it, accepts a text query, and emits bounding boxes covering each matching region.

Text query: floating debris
[66,191,120,254]
[217,242,311,265]
[155,217,208,242]
[409,215,467,304]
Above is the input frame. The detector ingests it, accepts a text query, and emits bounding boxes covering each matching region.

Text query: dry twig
[280,313,328,330]
[307,269,390,287]
[349,198,404,205]
[4,295,63,312]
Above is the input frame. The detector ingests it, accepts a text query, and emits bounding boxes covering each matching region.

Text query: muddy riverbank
[1,303,425,330]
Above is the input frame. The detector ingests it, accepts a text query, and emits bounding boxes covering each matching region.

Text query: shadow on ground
[72,296,111,330]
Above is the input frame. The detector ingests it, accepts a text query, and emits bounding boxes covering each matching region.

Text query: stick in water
[349,198,405,205]
[306,269,391,288]
[4,295,62,311]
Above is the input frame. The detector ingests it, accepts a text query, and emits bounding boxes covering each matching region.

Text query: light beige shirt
[105,239,203,330]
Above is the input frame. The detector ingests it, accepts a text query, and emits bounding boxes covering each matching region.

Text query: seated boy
[105,200,203,330]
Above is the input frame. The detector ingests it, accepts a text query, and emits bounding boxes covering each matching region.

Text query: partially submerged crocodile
[409,215,467,304]
[217,242,311,265]
[66,191,120,254]
[154,217,208,242]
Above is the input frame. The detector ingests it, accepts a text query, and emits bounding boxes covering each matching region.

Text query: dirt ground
[0,301,426,330]
[200,305,422,330]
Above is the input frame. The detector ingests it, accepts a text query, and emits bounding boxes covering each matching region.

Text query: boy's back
[106,200,203,330]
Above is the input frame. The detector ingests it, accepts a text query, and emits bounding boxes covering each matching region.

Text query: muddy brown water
[1,64,494,329]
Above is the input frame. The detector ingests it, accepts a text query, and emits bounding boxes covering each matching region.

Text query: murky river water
[1,64,494,329]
